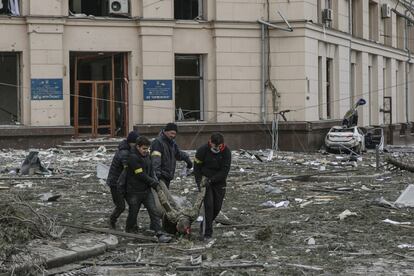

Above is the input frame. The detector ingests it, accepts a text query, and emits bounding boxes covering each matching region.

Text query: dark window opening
[0,52,19,124]
[175,55,203,121]
[326,58,332,119]
[70,52,128,137]
[0,0,20,16]
[69,0,130,17]
[175,0,202,20]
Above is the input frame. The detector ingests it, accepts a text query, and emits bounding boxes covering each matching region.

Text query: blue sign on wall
[143,80,172,101]
[31,79,63,100]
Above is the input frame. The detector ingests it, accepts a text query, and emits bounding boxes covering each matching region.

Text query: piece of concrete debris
[15,181,33,189]
[394,184,414,208]
[373,197,397,209]
[21,151,50,175]
[307,237,316,245]
[39,192,61,202]
[267,150,274,161]
[338,209,357,220]
[96,163,109,180]
[82,173,92,179]
[398,244,414,249]
[382,219,411,225]
[264,185,283,194]
[222,231,236,238]
[190,255,202,266]
[361,185,371,191]
[260,200,289,208]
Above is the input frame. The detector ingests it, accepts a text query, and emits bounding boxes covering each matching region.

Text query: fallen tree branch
[176,263,265,271]
[385,156,414,172]
[82,260,167,267]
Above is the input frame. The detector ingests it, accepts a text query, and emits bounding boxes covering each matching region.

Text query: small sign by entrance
[31,79,63,100]
[143,80,172,101]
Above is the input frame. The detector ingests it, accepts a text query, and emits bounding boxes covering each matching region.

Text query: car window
[332,128,353,133]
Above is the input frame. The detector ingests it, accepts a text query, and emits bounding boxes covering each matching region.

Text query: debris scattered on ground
[338,209,358,220]
[395,184,414,208]
[1,147,414,275]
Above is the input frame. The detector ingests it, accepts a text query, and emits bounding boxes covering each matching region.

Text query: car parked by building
[325,126,366,154]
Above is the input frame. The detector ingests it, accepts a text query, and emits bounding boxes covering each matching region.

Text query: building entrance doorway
[75,81,112,136]
[70,52,129,137]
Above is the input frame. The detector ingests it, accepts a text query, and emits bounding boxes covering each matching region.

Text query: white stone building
[0,0,413,147]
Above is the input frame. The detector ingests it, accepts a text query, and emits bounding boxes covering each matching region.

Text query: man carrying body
[194,132,231,241]
[125,136,170,242]
[151,123,193,188]
[106,131,139,229]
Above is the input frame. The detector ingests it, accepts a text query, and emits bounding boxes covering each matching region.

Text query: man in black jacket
[125,136,165,239]
[106,131,139,229]
[194,132,231,241]
[151,123,192,188]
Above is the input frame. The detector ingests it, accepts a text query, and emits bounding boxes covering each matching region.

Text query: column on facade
[384,58,397,124]
[373,56,384,126]
[396,60,406,123]
[336,45,350,119]
[318,41,327,120]
[304,37,319,121]
[214,25,262,123]
[28,0,65,126]
[355,51,369,126]
[139,24,174,124]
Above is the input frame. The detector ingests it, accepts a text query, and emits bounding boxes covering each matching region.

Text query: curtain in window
[8,0,19,16]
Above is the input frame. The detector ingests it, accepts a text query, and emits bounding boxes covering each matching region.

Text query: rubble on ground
[0,146,414,275]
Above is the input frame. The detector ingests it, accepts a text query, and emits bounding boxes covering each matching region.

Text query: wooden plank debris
[59,223,157,243]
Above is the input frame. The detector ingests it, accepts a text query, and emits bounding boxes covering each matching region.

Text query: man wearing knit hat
[151,123,192,188]
[106,130,139,229]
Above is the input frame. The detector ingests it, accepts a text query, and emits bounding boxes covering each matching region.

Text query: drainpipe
[261,23,267,124]
[348,0,353,110]
[258,17,293,124]
[405,8,411,124]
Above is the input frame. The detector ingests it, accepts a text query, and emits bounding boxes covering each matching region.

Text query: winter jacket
[106,140,130,187]
[126,148,158,194]
[194,143,232,187]
[150,131,192,182]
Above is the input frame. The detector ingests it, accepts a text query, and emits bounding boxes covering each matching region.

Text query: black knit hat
[126,131,139,143]
[164,123,178,132]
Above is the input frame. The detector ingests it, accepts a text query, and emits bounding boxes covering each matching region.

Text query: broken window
[69,0,130,17]
[174,0,203,20]
[0,52,19,124]
[0,0,20,16]
[175,54,203,121]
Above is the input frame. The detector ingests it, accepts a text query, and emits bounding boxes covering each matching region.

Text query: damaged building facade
[0,0,414,149]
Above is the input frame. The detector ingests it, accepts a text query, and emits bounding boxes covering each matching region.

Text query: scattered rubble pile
[0,146,414,275]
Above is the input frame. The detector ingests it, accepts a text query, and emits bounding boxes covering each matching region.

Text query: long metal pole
[261,23,266,124]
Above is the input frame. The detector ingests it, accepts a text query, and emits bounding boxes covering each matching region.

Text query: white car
[325,126,366,154]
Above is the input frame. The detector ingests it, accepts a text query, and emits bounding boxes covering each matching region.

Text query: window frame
[174,54,204,122]
[174,0,203,20]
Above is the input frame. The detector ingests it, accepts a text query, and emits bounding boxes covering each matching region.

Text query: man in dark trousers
[106,131,139,229]
[125,136,170,242]
[151,123,193,188]
[194,132,231,241]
